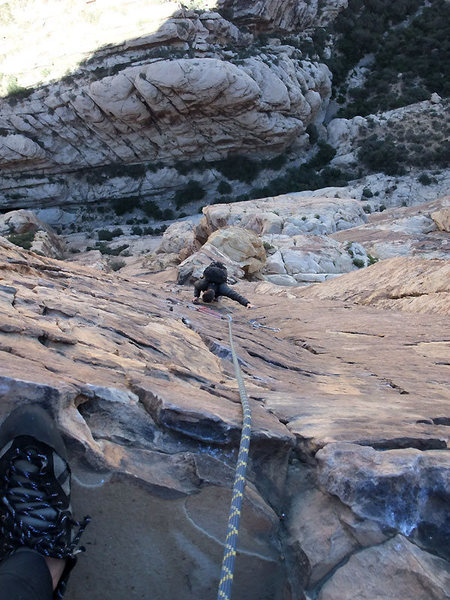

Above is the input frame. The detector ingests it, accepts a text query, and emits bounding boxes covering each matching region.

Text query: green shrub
[215,155,261,183]
[267,153,288,170]
[111,196,141,216]
[353,258,365,268]
[96,243,129,256]
[368,254,379,265]
[418,173,432,185]
[132,226,143,235]
[162,208,175,220]
[175,180,205,208]
[362,187,373,198]
[307,142,336,169]
[5,76,34,100]
[98,228,123,241]
[306,123,319,145]
[142,201,163,219]
[329,0,449,116]
[363,204,372,214]
[358,136,407,175]
[218,181,232,195]
[7,231,35,250]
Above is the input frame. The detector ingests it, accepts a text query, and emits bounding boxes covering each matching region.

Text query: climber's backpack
[203,262,228,284]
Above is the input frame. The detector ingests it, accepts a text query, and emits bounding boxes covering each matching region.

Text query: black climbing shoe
[0,404,90,598]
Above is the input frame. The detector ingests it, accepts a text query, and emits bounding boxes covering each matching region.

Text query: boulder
[208,227,266,275]
[0,209,49,237]
[261,234,368,284]
[155,220,200,261]
[177,226,266,284]
[431,208,450,232]
[265,274,298,286]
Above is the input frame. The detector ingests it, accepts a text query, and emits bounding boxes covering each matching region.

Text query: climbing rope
[217,314,252,600]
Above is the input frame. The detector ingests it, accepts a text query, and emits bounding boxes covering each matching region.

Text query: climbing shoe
[0,404,90,598]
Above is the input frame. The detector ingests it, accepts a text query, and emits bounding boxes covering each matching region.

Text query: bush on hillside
[142,201,164,219]
[333,0,450,116]
[7,231,35,250]
[175,181,205,209]
[111,196,141,215]
[98,228,123,241]
[358,136,407,175]
[215,155,261,183]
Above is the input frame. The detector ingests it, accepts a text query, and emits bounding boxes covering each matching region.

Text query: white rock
[0,134,46,162]
[156,220,199,258]
[294,273,327,283]
[264,250,287,274]
[264,273,298,286]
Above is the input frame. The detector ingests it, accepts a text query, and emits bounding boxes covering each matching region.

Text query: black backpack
[203,262,227,284]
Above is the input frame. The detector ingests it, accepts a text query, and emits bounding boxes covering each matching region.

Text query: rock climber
[192,261,254,308]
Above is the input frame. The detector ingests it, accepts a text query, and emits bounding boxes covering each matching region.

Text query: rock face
[318,535,450,600]
[295,256,450,314]
[0,8,332,211]
[217,0,348,30]
[317,443,450,560]
[332,197,450,261]
[431,207,450,232]
[199,195,367,238]
[0,239,448,599]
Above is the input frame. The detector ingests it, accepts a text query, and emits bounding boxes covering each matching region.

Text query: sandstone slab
[0,238,449,600]
[318,535,450,600]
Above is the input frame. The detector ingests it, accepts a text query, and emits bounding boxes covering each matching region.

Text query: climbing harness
[217,314,252,600]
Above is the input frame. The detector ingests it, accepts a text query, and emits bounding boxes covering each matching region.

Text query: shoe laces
[0,444,90,559]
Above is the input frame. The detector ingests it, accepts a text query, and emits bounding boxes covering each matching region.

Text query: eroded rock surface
[294,255,450,314]
[0,239,448,599]
[0,8,332,211]
[318,535,450,600]
[332,196,450,260]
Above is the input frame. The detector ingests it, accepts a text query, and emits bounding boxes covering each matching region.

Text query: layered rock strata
[0,8,331,210]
